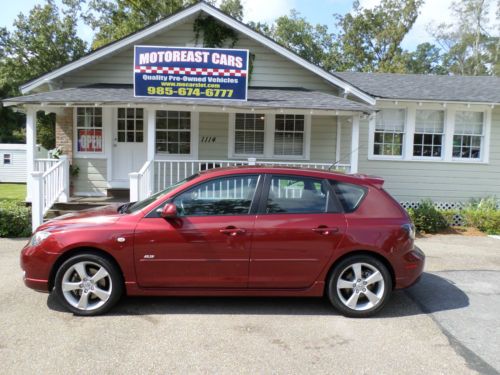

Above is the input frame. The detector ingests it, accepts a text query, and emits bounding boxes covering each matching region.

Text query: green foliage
[429,0,498,76]
[193,15,239,48]
[0,0,87,148]
[333,0,424,72]
[462,197,500,234]
[0,201,31,238]
[253,10,337,71]
[438,209,460,227]
[407,199,449,234]
[403,43,449,74]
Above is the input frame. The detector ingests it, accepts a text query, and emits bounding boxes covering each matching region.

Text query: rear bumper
[395,246,425,289]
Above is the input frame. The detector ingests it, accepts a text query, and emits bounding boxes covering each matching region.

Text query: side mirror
[160,203,178,219]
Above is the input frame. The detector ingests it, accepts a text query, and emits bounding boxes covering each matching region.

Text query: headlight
[29,231,51,247]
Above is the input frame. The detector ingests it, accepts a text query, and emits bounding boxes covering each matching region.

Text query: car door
[133,174,261,288]
[249,174,347,289]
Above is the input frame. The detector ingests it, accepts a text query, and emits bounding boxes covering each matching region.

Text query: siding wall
[62,18,335,93]
[357,107,500,202]
[72,158,107,196]
[198,112,229,159]
[309,116,337,163]
[0,149,27,183]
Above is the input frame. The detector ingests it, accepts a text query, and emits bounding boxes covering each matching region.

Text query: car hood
[37,204,123,231]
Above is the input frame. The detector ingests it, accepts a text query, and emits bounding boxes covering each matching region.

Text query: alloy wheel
[61,261,113,311]
[336,262,385,311]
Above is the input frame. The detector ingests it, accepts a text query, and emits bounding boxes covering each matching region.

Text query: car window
[265,175,330,214]
[331,181,367,213]
[125,174,199,214]
[173,175,259,216]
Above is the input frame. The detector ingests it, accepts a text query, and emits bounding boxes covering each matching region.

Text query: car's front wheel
[327,255,392,318]
[54,253,123,316]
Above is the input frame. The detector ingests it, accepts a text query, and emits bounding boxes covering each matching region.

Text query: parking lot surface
[1,235,499,374]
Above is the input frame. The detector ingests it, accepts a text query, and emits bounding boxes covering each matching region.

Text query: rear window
[331,181,367,213]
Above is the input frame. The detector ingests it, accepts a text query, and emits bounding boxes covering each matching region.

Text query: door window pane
[173,175,259,216]
[117,107,144,143]
[266,175,329,214]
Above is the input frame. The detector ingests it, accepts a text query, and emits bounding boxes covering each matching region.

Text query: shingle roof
[3,85,373,112]
[333,72,500,104]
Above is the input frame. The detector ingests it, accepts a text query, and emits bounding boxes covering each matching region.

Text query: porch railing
[129,160,154,202]
[34,158,60,173]
[31,156,69,231]
[130,158,350,201]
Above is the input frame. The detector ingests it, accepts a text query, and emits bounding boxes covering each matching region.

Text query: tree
[0,0,87,148]
[82,0,243,49]
[251,10,338,71]
[334,0,424,72]
[403,43,449,74]
[430,0,498,75]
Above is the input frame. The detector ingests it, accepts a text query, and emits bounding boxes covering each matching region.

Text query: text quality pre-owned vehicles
[21,167,424,317]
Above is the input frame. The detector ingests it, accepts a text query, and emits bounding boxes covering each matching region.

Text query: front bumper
[20,244,58,293]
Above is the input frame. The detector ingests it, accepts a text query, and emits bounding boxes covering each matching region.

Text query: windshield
[124,174,199,214]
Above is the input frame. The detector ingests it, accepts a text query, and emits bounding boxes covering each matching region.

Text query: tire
[327,255,392,318]
[54,253,123,316]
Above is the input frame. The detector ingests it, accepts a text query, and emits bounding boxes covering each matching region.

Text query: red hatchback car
[21,167,424,317]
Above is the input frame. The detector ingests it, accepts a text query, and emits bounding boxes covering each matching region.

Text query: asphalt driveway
[0,235,499,374]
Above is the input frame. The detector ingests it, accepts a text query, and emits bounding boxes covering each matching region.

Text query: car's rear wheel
[327,255,392,318]
[54,253,123,316]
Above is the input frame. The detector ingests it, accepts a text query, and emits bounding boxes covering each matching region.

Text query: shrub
[438,209,460,227]
[407,199,449,234]
[0,201,32,238]
[462,197,500,235]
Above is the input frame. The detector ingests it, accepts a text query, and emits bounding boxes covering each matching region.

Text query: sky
[0,0,496,51]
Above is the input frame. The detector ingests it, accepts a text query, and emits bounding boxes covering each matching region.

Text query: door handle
[312,226,339,235]
[220,227,246,236]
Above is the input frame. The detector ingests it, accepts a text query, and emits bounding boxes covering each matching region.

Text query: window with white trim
[117,108,144,143]
[373,109,405,156]
[156,111,191,154]
[234,113,265,155]
[453,111,483,159]
[3,154,11,165]
[76,107,103,153]
[413,110,444,157]
[274,114,305,156]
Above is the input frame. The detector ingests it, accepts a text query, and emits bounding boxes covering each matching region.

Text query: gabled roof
[333,72,500,104]
[19,2,375,105]
[5,85,373,113]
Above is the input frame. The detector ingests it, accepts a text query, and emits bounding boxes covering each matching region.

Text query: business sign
[77,129,103,152]
[134,46,249,101]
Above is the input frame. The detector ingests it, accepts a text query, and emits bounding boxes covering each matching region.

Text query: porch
[6,86,370,230]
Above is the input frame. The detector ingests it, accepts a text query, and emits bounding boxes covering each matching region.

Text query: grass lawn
[0,183,26,202]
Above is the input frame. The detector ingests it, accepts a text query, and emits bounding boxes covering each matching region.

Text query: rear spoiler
[352,174,385,189]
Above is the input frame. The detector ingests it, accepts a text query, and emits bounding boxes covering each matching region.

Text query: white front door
[112,108,147,185]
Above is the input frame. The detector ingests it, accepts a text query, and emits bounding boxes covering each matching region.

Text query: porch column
[350,114,360,174]
[25,107,37,202]
[146,109,155,161]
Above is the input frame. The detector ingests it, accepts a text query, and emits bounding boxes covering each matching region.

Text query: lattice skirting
[400,201,464,226]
